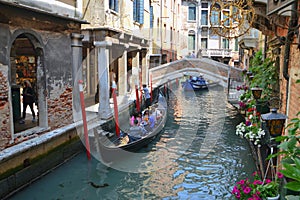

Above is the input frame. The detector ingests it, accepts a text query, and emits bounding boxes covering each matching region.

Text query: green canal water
[10,85,256,200]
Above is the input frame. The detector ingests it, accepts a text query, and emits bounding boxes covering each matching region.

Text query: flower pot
[266,194,280,200]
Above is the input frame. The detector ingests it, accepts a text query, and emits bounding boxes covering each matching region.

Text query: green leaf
[285,195,300,200]
[295,158,300,169]
[285,181,300,192]
[282,163,300,182]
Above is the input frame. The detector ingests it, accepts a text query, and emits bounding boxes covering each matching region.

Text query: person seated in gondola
[130,110,141,126]
[128,119,145,143]
[152,107,162,121]
[142,109,156,132]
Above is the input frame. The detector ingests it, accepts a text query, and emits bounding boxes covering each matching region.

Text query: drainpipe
[283,0,298,113]
[160,0,163,65]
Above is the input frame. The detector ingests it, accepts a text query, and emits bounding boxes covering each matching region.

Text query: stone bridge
[149,58,244,102]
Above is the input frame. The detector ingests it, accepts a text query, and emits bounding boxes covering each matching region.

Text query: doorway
[10,34,39,133]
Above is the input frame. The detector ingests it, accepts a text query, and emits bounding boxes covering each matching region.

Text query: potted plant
[256,174,283,200]
[248,49,277,114]
[232,171,284,199]
[236,106,266,146]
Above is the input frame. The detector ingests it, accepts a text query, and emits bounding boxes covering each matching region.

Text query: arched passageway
[10,33,45,134]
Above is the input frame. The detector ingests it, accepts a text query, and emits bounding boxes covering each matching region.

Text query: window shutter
[137,0,144,24]
[150,6,153,28]
[133,0,137,21]
[115,0,119,12]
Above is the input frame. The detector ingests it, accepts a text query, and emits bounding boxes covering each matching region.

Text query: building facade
[0,0,85,148]
[179,0,239,64]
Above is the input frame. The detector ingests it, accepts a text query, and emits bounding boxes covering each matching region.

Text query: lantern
[246,71,252,78]
[251,87,263,100]
[261,108,287,137]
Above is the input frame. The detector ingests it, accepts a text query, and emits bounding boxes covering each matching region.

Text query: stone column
[94,41,112,119]
[71,33,84,121]
[132,51,140,90]
[141,49,148,85]
[118,46,128,96]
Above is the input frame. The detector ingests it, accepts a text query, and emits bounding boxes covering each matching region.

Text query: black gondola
[93,93,168,164]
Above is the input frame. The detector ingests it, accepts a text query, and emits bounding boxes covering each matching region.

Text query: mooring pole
[135,85,140,112]
[112,87,120,137]
[78,80,91,160]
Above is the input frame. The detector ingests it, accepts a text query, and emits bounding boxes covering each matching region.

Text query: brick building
[0,0,86,149]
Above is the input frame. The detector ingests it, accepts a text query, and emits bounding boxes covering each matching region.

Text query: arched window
[188,4,196,21]
[188,30,195,50]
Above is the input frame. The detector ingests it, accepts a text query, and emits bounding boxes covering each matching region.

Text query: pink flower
[277,172,284,179]
[243,187,251,194]
[253,180,263,185]
[232,186,239,194]
[238,179,245,185]
[265,179,271,183]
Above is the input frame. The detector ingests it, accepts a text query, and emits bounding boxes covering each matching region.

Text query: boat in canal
[182,74,208,91]
[93,93,168,163]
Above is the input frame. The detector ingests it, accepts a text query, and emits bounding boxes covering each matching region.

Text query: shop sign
[267,0,296,15]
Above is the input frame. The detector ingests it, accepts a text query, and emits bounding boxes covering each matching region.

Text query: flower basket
[266,194,280,200]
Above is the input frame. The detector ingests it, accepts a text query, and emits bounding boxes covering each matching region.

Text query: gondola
[182,75,208,91]
[93,93,168,164]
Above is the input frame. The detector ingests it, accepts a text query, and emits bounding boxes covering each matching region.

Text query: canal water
[10,85,256,200]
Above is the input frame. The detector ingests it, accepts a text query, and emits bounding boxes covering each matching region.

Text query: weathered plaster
[0,65,10,149]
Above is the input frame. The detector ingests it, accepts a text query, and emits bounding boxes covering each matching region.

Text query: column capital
[94,41,113,48]
[71,33,84,47]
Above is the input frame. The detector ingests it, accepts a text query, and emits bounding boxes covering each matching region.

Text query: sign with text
[267,0,296,15]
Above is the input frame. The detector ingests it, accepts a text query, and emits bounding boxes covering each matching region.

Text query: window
[210,10,219,26]
[222,10,229,26]
[188,31,196,50]
[170,27,173,44]
[201,2,208,8]
[201,38,207,49]
[133,0,144,24]
[223,38,229,49]
[235,38,238,51]
[188,4,196,21]
[201,10,208,25]
[109,0,118,12]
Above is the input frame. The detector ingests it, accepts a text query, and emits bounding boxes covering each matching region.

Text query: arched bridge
[149,58,243,88]
[149,58,244,103]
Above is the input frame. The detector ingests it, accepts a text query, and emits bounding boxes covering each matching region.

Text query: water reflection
[10,85,256,200]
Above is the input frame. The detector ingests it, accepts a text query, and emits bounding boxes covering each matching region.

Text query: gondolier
[143,84,151,109]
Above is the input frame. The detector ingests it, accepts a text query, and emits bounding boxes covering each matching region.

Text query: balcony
[201,49,232,58]
[238,29,259,50]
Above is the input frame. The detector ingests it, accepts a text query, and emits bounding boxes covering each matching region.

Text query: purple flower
[265,179,271,183]
[245,120,251,126]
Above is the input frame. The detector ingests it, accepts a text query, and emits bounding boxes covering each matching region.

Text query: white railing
[201,49,232,57]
